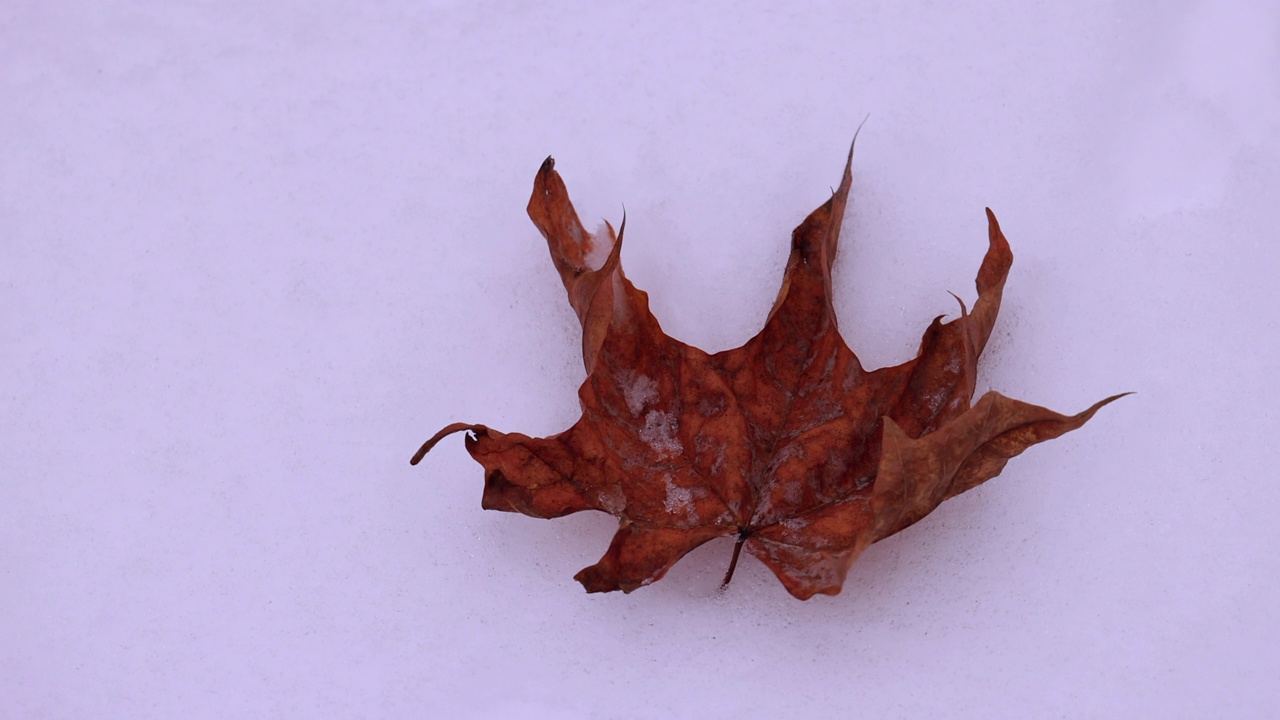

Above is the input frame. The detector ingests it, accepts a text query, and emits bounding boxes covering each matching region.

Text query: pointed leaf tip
[850,114,869,153]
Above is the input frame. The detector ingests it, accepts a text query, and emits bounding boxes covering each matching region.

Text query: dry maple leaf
[413,140,1125,600]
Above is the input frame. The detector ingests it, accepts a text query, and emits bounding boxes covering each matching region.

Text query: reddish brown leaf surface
[414,143,1124,600]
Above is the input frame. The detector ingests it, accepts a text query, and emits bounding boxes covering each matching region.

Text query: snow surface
[3,2,1278,718]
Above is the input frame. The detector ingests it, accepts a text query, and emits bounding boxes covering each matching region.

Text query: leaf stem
[721,531,749,588]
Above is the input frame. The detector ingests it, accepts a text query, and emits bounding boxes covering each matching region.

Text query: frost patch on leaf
[781,517,809,531]
[662,475,699,523]
[597,485,626,514]
[621,371,659,416]
[639,411,682,457]
[926,389,948,414]
[694,434,727,476]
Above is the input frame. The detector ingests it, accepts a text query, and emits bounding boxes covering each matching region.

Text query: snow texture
[3,2,1278,718]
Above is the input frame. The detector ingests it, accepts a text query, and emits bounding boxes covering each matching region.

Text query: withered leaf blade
[414,142,1123,599]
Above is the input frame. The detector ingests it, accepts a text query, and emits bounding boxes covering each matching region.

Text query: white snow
[3,2,1278,719]
[585,221,614,271]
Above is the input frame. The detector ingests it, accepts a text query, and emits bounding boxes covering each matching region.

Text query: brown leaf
[413,141,1125,599]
